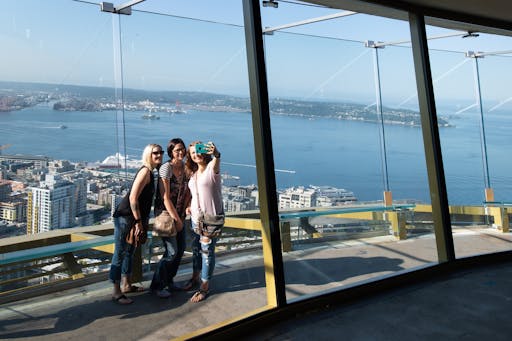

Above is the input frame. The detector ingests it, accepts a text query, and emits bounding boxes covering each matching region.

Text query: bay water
[0,104,510,205]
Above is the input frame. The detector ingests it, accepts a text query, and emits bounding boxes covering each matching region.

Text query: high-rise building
[27,174,76,234]
[71,177,87,215]
[0,180,12,201]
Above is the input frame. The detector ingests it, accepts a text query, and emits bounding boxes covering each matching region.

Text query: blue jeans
[150,236,177,291]
[109,216,136,283]
[168,223,187,282]
[191,220,217,282]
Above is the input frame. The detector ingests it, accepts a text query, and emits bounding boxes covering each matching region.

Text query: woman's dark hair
[167,138,186,159]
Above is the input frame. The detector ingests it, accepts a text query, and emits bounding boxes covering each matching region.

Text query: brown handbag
[153,210,177,237]
[126,219,148,247]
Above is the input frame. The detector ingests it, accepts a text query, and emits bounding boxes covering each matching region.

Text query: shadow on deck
[1,227,511,340]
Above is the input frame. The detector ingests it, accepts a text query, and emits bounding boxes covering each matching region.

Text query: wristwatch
[214,152,221,158]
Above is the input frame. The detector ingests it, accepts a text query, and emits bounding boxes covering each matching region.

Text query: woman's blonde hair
[141,143,162,170]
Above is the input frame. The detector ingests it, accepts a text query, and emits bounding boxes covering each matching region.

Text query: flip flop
[112,294,133,305]
[190,289,209,303]
[122,284,144,293]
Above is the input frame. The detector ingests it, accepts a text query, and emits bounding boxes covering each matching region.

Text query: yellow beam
[225,217,263,231]
[261,222,278,307]
[70,232,114,254]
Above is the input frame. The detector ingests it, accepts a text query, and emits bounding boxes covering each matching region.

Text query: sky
[1,0,511,111]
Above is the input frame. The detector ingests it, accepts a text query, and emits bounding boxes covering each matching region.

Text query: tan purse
[153,210,177,237]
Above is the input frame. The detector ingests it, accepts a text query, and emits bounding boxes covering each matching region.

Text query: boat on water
[142,114,160,120]
[168,109,187,114]
[59,125,67,129]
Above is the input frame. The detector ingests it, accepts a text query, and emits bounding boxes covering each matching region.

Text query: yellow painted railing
[1,204,509,305]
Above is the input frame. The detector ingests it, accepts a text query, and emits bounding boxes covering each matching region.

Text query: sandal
[190,289,209,303]
[112,294,133,305]
[182,278,200,291]
[122,284,144,294]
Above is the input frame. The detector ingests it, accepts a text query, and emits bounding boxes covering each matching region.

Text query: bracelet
[134,219,141,224]
[214,152,221,158]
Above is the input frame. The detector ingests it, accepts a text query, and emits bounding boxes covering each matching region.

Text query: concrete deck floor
[1,227,511,340]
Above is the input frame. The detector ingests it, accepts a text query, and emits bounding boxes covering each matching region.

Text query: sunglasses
[152,151,164,155]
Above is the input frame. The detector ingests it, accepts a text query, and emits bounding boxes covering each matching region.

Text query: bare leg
[120,274,130,293]
[182,271,201,291]
[112,281,133,304]
[120,274,144,293]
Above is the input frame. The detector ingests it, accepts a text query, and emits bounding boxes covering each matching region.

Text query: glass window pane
[263,7,436,303]
[428,27,512,258]
[0,0,117,235]
[119,7,267,338]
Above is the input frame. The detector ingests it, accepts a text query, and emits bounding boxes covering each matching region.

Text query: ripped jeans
[191,220,217,282]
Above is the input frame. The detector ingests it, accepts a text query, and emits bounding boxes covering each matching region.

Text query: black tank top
[113,166,155,219]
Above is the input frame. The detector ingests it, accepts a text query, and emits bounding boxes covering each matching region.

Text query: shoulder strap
[195,172,202,214]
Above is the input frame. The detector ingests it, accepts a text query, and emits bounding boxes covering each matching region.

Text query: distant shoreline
[0,80,452,127]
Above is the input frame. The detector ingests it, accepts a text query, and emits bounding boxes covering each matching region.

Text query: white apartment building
[279,186,316,209]
[27,175,76,234]
[279,185,357,209]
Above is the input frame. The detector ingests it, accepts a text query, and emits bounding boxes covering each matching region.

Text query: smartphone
[195,143,208,154]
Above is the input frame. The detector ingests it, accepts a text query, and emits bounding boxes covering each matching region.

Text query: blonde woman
[110,144,163,305]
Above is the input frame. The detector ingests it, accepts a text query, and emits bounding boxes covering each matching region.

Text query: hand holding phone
[195,143,208,154]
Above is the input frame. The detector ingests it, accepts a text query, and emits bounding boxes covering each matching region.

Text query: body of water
[0,104,511,204]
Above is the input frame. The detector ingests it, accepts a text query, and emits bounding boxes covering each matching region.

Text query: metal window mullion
[471,57,491,189]
[242,0,286,307]
[409,12,455,262]
[372,48,390,192]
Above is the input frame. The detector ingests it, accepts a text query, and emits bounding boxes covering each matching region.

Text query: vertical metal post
[467,52,493,200]
[366,41,392,205]
[373,47,390,193]
[242,0,286,307]
[409,13,455,262]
